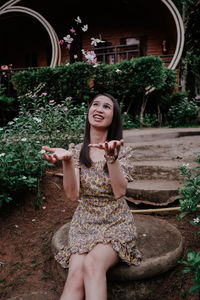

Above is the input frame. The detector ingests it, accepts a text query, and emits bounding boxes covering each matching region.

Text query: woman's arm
[42,146,80,201]
[89,140,128,199]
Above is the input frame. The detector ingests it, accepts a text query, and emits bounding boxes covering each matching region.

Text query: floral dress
[55,143,141,268]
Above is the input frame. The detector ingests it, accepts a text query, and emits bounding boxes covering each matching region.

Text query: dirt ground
[0,165,200,300]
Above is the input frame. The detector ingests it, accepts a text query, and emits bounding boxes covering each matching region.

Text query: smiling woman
[42,93,141,300]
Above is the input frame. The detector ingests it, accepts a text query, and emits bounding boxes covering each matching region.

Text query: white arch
[161,0,185,69]
[0,3,61,67]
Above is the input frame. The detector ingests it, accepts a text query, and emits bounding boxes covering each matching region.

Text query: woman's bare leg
[83,244,119,300]
[60,253,86,300]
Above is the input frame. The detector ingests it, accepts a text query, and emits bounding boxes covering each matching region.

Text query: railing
[94,44,141,64]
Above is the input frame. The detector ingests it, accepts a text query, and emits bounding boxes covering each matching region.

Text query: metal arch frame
[0,0,61,67]
[161,0,185,69]
[0,0,184,70]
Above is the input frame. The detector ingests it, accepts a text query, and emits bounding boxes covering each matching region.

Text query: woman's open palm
[42,146,72,163]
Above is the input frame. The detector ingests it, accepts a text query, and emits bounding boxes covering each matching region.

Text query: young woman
[42,93,141,300]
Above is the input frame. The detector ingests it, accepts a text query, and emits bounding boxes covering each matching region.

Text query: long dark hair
[80,93,123,170]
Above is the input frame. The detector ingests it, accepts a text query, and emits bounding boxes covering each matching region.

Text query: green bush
[0,95,87,208]
[167,95,198,127]
[12,57,175,126]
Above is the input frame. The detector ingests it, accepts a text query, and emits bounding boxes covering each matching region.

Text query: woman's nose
[96,105,103,112]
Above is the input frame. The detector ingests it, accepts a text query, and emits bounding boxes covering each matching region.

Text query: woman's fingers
[42,145,56,153]
[42,146,72,163]
[89,139,124,151]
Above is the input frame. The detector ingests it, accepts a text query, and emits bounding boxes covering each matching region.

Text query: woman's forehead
[93,95,113,105]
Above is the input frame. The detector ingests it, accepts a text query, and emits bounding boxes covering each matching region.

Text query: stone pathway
[123,127,200,206]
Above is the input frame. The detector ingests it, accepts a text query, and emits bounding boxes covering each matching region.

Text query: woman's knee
[83,253,105,279]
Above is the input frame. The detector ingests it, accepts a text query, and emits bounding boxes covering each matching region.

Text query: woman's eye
[104,105,110,109]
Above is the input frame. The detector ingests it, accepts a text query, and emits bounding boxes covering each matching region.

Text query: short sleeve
[118,145,134,182]
[68,143,82,168]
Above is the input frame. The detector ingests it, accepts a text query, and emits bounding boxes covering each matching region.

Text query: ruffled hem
[55,238,142,269]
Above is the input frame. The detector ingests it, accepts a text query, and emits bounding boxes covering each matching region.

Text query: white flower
[0,128,3,131]
[116,69,122,73]
[63,35,74,44]
[91,38,105,47]
[32,219,36,222]
[82,24,88,32]
[81,49,96,61]
[36,141,40,144]
[33,117,42,123]
[13,118,18,121]
[21,138,27,142]
[75,16,82,24]
[8,121,14,125]
[39,149,46,154]
[183,163,190,167]
[22,176,27,180]
[74,54,78,59]
[0,153,5,157]
[14,224,19,228]
[193,217,200,224]
[42,206,46,209]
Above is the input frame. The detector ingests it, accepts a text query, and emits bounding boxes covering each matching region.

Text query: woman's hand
[42,146,72,164]
[89,139,124,156]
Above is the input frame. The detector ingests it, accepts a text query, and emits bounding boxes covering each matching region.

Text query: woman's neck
[90,126,108,144]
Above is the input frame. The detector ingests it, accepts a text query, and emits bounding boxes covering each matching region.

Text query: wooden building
[0,0,184,70]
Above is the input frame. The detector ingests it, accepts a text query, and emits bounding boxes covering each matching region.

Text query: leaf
[189,283,200,294]
[178,212,188,220]
[187,250,196,262]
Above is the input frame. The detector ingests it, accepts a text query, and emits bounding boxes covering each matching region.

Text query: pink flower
[60,39,64,45]
[67,43,71,50]
[57,104,62,107]
[56,130,60,133]
[49,100,54,103]
[64,107,68,111]
[70,27,76,34]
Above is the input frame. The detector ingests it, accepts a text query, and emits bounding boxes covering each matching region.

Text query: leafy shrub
[11,57,176,127]
[0,84,16,126]
[177,157,200,220]
[0,95,87,208]
[167,95,198,127]
[177,154,200,297]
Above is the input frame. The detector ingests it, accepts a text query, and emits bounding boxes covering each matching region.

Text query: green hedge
[12,57,177,119]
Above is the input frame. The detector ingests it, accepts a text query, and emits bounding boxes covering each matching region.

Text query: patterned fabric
[55,143,141,268]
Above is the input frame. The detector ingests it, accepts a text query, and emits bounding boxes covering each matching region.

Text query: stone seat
[51,214,183,300]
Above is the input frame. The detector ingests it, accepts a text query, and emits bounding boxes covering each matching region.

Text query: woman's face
[88,95,114,129]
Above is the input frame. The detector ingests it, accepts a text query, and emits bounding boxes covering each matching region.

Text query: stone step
[126,179,182,205]
[123,127,200,143]
[51,214,183,300]
[130,160,197,180]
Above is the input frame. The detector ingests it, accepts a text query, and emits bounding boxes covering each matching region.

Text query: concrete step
[52,215,183,300]
[123,127,200,143]
[130,160,198,180]
[126,179,182,205]
[124,133,200,162]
